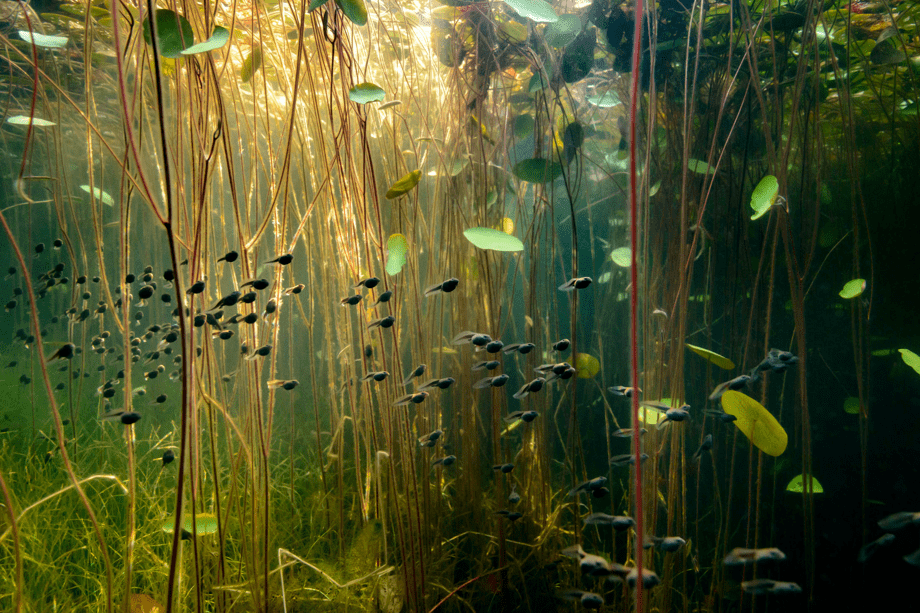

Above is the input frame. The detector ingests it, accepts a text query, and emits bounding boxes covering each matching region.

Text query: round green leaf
[463,227,524,252]
[80,185,115,206]
[385,233,409,275]
[544,14,580,47]
[750,175,779,221]
[513,114,534,139]
[142,9,194,58]
[240,48,262,83]
[503,0,558,23]
[18,30,68,48]
[348,82,386,104]
[587,91,621,108]
[686,343,735,370]
[513,158,562,183]
[899,349,920,376]
[334,0,368,26]
[610,247,631,267]
[6,115,55,127]
[181,26,230,55]
[528,72,549,93]
[843,397,861,415]
[786,474,823,493]
[385,170,421,199]
[839,278,866,299]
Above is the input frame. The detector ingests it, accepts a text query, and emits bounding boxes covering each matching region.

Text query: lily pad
[750,175,779,221]
[240,48,262,83]
[334,0,368,26]
[463,227,524,252]
[721,391,788,457]
[839,278,866,299]
[544,14,580,47]
[786,474,823,494]
[142,9,194,58]
[574,353,600,379]
[503,0,558,23]
[162,512,218,535]
[309,0,330,10]
[843,397,861,415]
[181,26,230,55]
[385,233,408,276]
[513,158,562,183]
[385,170,421,199]
[687,159,715,174]
[6,115,55,127]
[18,30,68,49]
[348,82,385,104]
[610,247,631,267]
[587,91,621,108]
[899,349,920,376]
[80,185,115,206]
[686,343,735,370]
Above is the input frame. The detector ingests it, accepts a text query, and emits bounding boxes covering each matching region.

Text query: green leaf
[649,180,661,197]
[544,14,580,47]
[162,513,219,535]
[181,26,230,55]
[334,0,368,26]
[18,30,68,48]
[513,114,534,139]
[503,0,558,23]
[240,48,262,83]
[308,0,330,11]
[463,227,524,252]
[6,115,55,126]
[721,391,787,457]
[687,159,715,174]
[385,170,421,199]
[528,72,548,93]
[750,175,779,221]
[839,278,866,299]
[498,20,528,44]
[80,185,115,206]
[843,397,861,415]
[610,247,631,267]
[786,474,823,494]
[587,91,621,107]
[348,82,386,104]
[385,233,409,275]
[513,158,562,183]
[449,158,469,176]
[142,9,194,58]
[686,343,735,370]
[899,349,920,376]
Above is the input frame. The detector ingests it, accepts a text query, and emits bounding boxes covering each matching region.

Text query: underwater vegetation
[0,0,920,611]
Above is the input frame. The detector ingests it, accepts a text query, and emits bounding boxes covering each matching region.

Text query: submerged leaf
[80,185,115,206]
[610,247,631,268]
[334,0,368,26]
[899,349,920,376]
[786,474,823,494]
[181,26,230,55]
[721,391,788,457]
[503,0,558,23]
[545,14,580,47]
[513,114,534,139]
[348,82,386,104]
[843,397,861,415]
[513,158,562,183]
[385,234,409,276]
[385,170,421,199]
[6,115,55,127]
[142,9,194,58]
[240,48,262,83]
[18,30,68,48]
[687,159,715,174]
[750,175,779,220]
[575,353,599,379]
[686,343,735,370]
[839,278,866,299]
[587,91,621,108]
[162,513,219,535]
[463,227,524,252]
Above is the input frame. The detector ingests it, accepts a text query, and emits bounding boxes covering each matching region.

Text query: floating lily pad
[142,9,194,58]
[503,0,558,23]
[687,159,715,174]
[587,91,621,108]
[6,115,55,127]
[839,278,866,299]
[463,227,524,252]
[348,82,385,104]
[899,349,920,376]
[513,158,562,183]
[575,353,599,379]
[786,474,823,493]
[544,14,580,47]
[18,30,68,48]
[843,397,861,415]
[610,247,631,268]
[385,170,421,199]
[240,48,262,83]
[334,0,368,26]
[80,185,115,206]
[181,26,230,55]
[385,233,408,276]
[721,391,787,457]
[686,343,735,370]
[162,513,218,535]
[750,175,779,221]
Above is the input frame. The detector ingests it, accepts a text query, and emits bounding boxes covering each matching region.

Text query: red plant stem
[628,0,645,611]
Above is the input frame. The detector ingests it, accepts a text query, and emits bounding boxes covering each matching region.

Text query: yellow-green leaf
[899,349,920,376]
[843,397,861,415]
[348,82,385,104]
[839,278,866,299]
[750,175,779,220]
[786,474,823,493]
[686,343,735,370]
[385,170,421,199]
[334,0,367,26]
[240,48,262,83]
[385,233,409,275]
[610,247,631,267]
[721,391,787,457]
